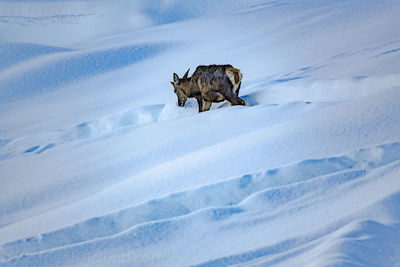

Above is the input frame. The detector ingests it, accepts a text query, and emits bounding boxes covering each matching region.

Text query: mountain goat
[171,64,244,112]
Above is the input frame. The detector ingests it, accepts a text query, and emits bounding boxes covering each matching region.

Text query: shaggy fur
[171,64,244,112]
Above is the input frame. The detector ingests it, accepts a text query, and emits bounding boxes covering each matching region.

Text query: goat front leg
[203,101,212,111]
[195,96,204,112]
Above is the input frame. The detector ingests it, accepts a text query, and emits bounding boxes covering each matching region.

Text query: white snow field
[1,0,400,266]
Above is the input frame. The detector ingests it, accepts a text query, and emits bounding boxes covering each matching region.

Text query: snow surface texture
[1,0,400,266]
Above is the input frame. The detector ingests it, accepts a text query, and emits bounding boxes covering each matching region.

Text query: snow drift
[1,0,400,266]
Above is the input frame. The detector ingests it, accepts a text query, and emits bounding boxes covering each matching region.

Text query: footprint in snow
[24,144,56,155]
[24,146,40,153]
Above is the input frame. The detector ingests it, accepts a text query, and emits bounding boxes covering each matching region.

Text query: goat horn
[183,68,190,79]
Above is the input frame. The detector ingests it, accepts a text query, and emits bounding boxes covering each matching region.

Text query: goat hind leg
[221,90,245,106]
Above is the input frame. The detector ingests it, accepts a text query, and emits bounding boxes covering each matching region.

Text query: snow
[1,0,400,266]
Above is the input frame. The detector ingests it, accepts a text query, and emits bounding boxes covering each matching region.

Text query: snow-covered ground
[1,0,400,266]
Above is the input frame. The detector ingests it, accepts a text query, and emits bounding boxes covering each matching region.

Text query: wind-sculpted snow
[0,42,72,72]
[1,142,400,265]
[0,43,169,103]
[194,219,400,267]
[1,0,400,266]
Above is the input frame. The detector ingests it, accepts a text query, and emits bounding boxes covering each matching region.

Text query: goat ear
[182,68,190,79]
[173,73,180,84]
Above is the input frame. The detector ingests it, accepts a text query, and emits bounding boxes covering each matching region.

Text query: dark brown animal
[171,64,244,112]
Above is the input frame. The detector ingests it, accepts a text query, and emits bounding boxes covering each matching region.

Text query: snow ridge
[1,142,400,265]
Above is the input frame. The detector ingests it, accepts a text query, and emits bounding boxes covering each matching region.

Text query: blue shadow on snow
[0,43,169,103]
